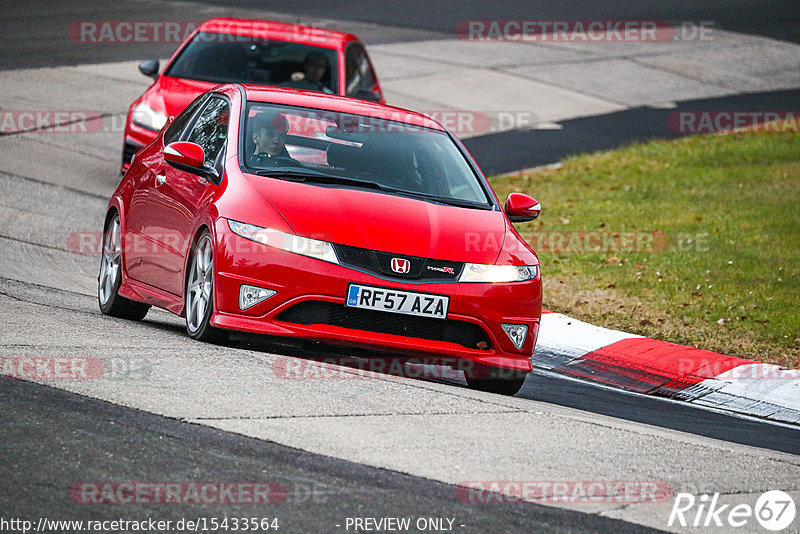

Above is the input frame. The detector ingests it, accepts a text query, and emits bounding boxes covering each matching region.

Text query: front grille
[333,243,463,283]
[122,141,143,165]
[276,301,490,350]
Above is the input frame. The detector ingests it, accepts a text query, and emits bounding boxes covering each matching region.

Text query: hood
[246,176,507,264]
[142,76,218,118]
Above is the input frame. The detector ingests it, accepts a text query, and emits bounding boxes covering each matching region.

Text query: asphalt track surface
[1,378,662,534]
[200,0,800,45]
[1,1,799,533]
[3,0,798,71]
[2,1,798,174]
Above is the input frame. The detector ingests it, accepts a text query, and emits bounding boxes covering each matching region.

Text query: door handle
[155,173,166,186]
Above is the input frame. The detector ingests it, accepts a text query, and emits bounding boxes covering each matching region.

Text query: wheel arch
[181,223,215,317]
[103,201,126,276]
[103,195,125,230]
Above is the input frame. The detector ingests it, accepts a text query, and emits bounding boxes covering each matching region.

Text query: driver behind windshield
[248,112,299,168]
[288,52,334,94]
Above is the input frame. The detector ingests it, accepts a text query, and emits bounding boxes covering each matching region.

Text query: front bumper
[210,220,542,372]
[120,120,159,174]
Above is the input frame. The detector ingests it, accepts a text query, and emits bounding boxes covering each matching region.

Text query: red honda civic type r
[122,17,383,173]
[100,84,542,395]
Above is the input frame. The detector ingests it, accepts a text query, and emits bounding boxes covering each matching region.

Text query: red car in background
[122,17,383,173]
[100,84,542,395]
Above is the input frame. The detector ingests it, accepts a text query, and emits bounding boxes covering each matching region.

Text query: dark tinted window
[345,43,377,97]
[165,32,338,94]
[187,97,229,167]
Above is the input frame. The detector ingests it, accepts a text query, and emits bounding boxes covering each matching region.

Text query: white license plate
[346,284,449,319]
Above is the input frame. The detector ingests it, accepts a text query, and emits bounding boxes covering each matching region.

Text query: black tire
[98,212,150,320]
[464,363,529,396]
[185,231,228,343]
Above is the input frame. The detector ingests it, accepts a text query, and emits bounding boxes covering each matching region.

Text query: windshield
[241,102,493,207]
[165,32,339,94]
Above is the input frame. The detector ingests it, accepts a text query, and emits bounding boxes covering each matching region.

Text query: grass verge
[489,130,799,368]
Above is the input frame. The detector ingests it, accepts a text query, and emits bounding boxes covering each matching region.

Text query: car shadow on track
[215,328,800,455]
[133,306,800,456]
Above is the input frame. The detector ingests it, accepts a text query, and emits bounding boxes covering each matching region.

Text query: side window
[345,43,377,97]
[186,97,230,167]
[163,94,208,145]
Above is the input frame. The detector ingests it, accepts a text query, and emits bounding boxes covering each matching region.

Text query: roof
[197,17,357,49]
[240,85,445,131]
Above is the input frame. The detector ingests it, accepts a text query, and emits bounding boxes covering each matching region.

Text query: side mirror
[353,88,381,102]
[164,142,219,182]
[505,193,541,223]
[138,59,160,79]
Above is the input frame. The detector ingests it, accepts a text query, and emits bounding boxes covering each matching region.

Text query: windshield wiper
[252,170,491,209]
[252,170,388,191]
[381,188,492,210]
[252,169,323,178]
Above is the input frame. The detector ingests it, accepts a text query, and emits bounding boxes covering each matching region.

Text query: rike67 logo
[669,491,796,531]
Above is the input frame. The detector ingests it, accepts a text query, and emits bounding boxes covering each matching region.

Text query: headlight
[132,103,167,132]
[458,264,538,283]
[228,220,339,265]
